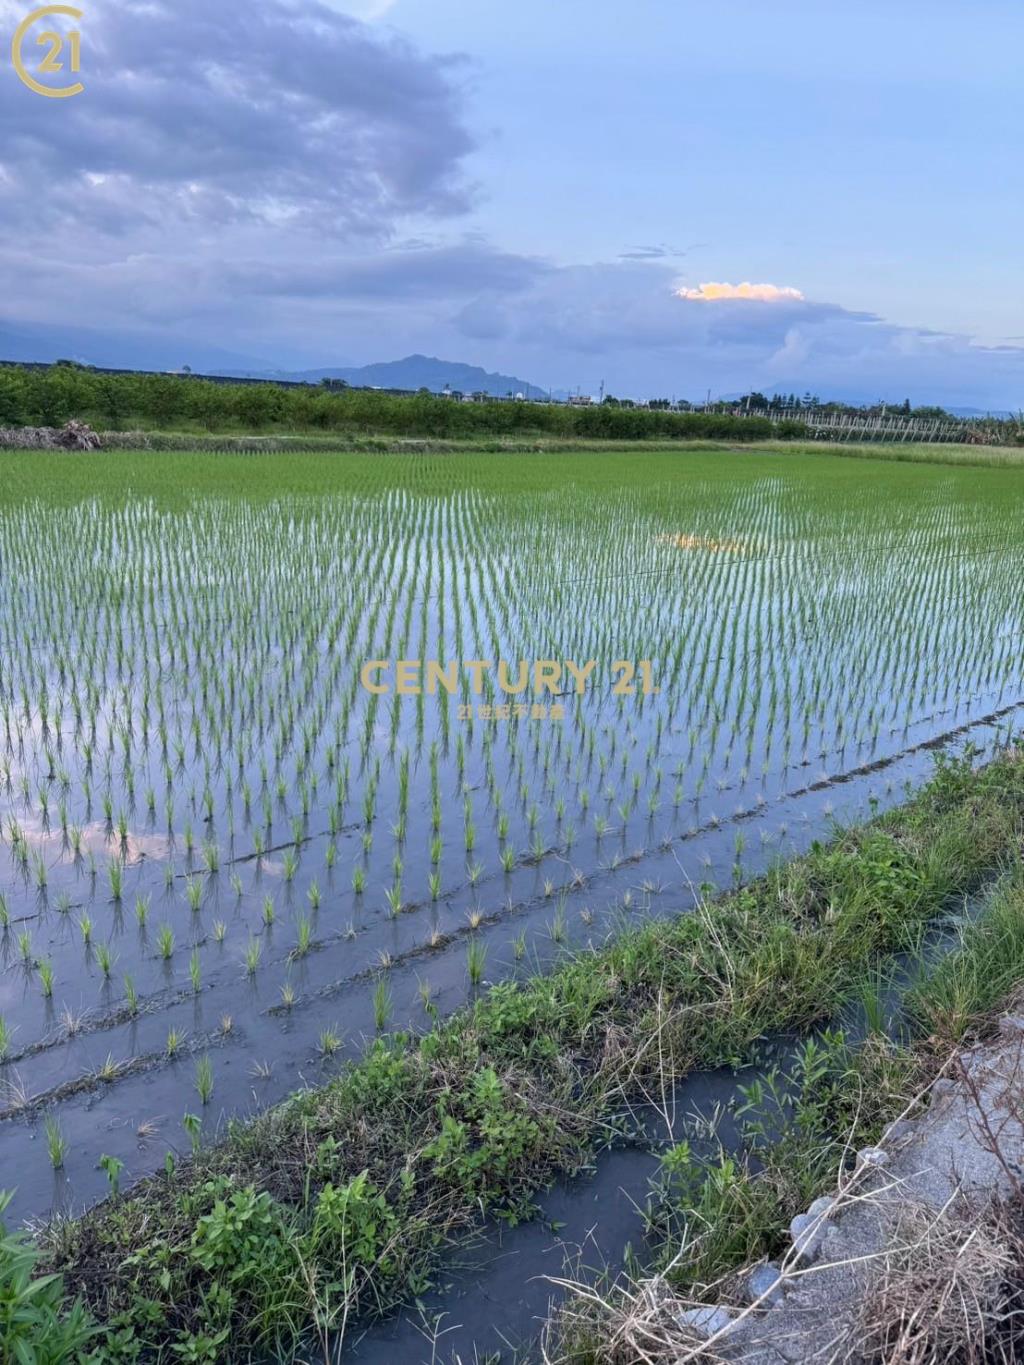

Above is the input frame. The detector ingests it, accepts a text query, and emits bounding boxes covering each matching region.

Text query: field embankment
[5,423,1024,468]
[11,748,1024,1361]
[762,437,1024,469]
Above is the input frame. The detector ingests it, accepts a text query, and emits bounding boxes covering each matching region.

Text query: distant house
[567,394,593,407]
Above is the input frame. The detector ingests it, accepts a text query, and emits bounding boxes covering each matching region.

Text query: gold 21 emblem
[12,6,83,99]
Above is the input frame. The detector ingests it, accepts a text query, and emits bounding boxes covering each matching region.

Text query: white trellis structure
[764,410,972,443]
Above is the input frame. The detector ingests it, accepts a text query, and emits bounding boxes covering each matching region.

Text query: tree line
[0,364,807,442]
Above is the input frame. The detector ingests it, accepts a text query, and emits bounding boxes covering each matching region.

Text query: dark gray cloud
[0,0,493,364]
[223,241,550,300]
[0,0,475,235]
[4,220,1022,403]
[451,262,857,355]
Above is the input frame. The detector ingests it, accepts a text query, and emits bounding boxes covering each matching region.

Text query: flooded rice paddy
[1,447,1023,1231]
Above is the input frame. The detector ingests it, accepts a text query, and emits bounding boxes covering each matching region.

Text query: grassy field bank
[11,748,1024,1360]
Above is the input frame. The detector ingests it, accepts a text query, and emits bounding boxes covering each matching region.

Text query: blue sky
[367,0,1020,337]
[2,0,1021,404]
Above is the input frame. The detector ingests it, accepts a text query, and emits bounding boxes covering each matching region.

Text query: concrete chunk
[675,1305,735,1338]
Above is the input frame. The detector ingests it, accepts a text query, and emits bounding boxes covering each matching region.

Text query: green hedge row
[0,365,807,442]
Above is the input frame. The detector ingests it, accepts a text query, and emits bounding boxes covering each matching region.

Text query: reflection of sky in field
[17,818,172,866]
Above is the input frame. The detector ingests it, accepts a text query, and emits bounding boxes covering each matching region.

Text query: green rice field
[2,443,1024,1234]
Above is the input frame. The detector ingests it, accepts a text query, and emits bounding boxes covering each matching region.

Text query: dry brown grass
[540,1267,726,1365]
[855,1198,1016,1364]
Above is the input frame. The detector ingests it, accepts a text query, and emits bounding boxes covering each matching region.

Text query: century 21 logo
[12,6,83,98]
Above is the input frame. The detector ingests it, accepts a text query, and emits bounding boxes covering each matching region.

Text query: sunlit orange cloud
[677,281,805,302]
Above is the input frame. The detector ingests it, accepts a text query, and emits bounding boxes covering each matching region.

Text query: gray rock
[790,1197,834,1263]
[790,1213,823,1263]
[747,1262,785,1308]
[929,1078,957,1110]
[704,1022,1024,1361]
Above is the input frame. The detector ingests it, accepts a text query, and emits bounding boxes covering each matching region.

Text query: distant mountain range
[249,355,552,399]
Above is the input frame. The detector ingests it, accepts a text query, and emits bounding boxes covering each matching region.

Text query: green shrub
[308,1173,398,1278]
[190,1180,294,1285]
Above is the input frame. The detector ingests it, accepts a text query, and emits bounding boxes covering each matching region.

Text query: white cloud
[677,282,805,303]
